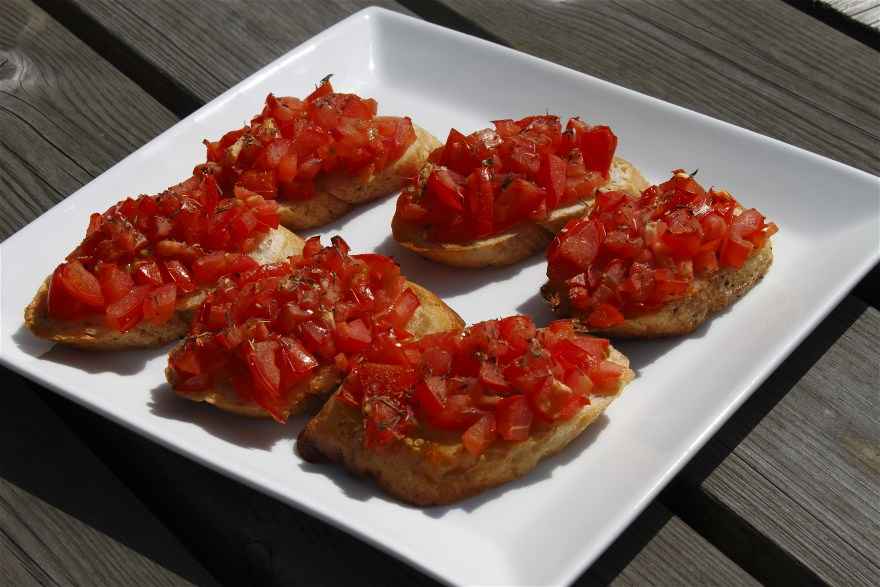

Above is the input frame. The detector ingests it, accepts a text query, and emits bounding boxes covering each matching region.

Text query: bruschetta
[542,170,777,337]
[25,172,302,350]
[297,316,633,505]
[197,77,439,231]
[166,236,463,422]
[392,115,648,268]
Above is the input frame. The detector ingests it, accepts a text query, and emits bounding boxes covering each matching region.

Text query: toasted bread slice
[25,226,304,350]
[297,347,633,506]
[544,242,773,338]
[392,157,649,268]
[277,125,440,230]
[171,282,464,420]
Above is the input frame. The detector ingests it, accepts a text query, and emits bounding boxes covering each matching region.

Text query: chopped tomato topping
[547,170,777,324]
[46,172,279,330]
[166,237,422,423]
[204,79,416,202]
[395,115,616,242]
[333,315,626,452]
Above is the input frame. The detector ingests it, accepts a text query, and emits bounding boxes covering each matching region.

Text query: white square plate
[1,7,878,586]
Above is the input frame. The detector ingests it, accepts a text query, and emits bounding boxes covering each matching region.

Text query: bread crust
[543,242,774,338]
[392,157,649,268]
[277,125,440,230]
[170,282,464,420]
[24,226,305,350]
[296,347,634,506]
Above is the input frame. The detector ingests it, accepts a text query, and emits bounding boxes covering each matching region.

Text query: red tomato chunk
[201,78,416,202]
[167,236,422,422]
[395,115,617,242]
[546,170,778,327]
[47,173,279,331]
[336,316,626,454]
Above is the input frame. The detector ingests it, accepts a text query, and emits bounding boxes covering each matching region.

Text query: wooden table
[1,1,877,584]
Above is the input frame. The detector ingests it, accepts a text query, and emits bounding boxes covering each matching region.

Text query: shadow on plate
[372,234,546,299]
[12,324,167,375]
[148,382,297,451]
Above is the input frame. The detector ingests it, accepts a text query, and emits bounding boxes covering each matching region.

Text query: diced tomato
[462,414,497,456]
[246,340,283,420]
[58,261,105,308]
[384,288,420,329]
[142,284,177,324]
[414,375,447,419]
[586,303,624,328]
[720,234,753,269]
[578,125,617,177]
[300,320,337,360]
[590,360,625,393]
[495,396,533,441]
[47,266,85,320]
[335,318,372,353]
[132,259,164,287]
[96,263,135,304]
[547,218,602,282]
[479,361,509,392]
[427,168,465,212]
[430,394,485,430]
[105,285,150,331]
[538,152,567,210]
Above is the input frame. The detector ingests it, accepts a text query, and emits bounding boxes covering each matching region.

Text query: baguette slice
[544,241,773,338]
[25,226,303,350]
[170,282,463,420]
[297,344,633,506]
[392,157,649,268]
[278,125,440,230]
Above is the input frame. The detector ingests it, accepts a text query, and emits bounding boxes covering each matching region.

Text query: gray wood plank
[438,0,880,175]
[0,0,754,584]
[824,0,880,28]
[0,368,217,586]
[63,0,414,105]
[0,0,176,240]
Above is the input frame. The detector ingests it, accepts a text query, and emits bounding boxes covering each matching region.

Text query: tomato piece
[384,288,420,329]
[105,285,150,331]
[578,125,617,177]
[414,375,447,419]
[132,259,164,287]
[494,178,546,227]
[586,303,625,328]
[96,263,135,304]
[421,347,452,376]
[142,284,177,324]
[441,128,477,175]
[430,394,485,430]
[245,340,283,420]
[547,218,602,282]
[478,361,510,392]
[462,414,497,456]
[335,318,372,353]
[276,153,299,183]
[495,396,533,441]
[47,266,85,320]
[191,253,227,284]
[720,234,753,268]
[427,168,465,212]
[498,315,535,359]
[58,261,105,308]
[538,152,567,210]
[590,360,625,393]
[465,166,494,238]
[527,378,582,422]
[278,337,319,376]
[163,260,196,294]
[300,320,337,360]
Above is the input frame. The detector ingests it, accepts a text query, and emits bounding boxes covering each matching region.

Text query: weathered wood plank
[60,0,413,105]
[438,0,880,175]
[0,368,217,586]
[0,0,756,584]
[0,0,176,239]
[823,0,880,28]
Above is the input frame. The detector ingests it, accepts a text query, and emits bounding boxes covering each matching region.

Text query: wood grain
[0,0,176,240]
[0,368,216,586]
[824,0,880,28]
[62,0,413,104]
